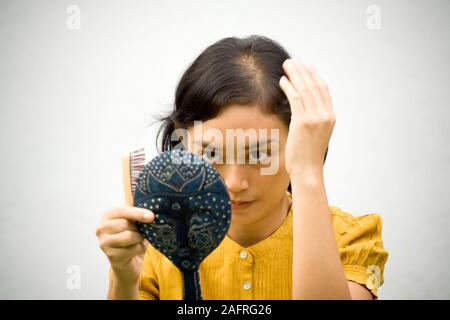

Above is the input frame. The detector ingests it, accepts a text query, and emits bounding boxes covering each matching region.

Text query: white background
[0,0,449,299]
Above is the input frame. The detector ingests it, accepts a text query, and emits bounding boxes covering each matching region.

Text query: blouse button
[242,281,251,290]
[239,250,248,260]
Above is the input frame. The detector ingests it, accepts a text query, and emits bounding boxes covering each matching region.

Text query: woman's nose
[221,164,249,193]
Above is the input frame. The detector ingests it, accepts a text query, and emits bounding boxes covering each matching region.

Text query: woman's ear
[173,122,189,150]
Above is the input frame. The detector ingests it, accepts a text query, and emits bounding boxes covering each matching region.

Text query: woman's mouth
[231,200,254,210]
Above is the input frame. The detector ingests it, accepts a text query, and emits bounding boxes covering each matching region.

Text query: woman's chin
[230,207,261,225]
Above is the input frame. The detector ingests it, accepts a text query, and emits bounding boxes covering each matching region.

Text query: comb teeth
[130,148,146,196]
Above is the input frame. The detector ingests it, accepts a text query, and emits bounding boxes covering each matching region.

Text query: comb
[122,148,146,206]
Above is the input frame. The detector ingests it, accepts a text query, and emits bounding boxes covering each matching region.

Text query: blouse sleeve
[331,207,389,298]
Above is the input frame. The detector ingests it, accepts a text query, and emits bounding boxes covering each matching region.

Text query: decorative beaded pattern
[134,149,232,272]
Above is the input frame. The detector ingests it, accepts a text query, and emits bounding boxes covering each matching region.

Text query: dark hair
[153,35,328,193]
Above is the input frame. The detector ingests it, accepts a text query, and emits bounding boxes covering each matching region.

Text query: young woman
[96,35,389,300]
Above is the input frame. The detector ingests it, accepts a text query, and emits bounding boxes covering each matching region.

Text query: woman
[96,35,389,300]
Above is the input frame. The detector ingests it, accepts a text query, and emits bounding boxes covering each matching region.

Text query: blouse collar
[220,190,293,259]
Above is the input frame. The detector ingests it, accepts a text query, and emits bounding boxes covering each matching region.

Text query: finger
[106,230,145,248]
[283,58,315,111]
[108,243,147,260]
[105,206,154,223]
[307,66,333,112]
[102,219,139,234]
[292,60,325,110]
[279,75,305,114]
[282,58,307,93]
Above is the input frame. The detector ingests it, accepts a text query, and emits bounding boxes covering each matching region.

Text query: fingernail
[143,211,153,219]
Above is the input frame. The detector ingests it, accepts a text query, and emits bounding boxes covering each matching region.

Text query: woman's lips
[231,200,254,210]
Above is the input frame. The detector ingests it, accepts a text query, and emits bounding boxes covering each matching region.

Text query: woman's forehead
[190,104,286,132]
[180,105,288,153]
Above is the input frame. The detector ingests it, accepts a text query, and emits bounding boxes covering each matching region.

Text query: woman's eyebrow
[194,139,275,150]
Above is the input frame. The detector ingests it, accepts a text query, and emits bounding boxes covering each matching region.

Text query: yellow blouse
[135,191,388,299]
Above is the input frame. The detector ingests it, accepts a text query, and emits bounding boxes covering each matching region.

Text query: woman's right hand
[96,206,154,284]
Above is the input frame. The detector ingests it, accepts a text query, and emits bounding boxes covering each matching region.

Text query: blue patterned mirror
[133,149,232,300]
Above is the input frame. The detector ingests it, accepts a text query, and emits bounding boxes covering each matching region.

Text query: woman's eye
[202,150,220,164]
[204,150,215,158]
[248,149,270,164]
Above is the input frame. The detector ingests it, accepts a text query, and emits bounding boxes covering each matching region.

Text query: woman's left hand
[279,58,336,178]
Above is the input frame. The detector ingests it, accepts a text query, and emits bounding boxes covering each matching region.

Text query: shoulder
[329,205,389,298]
[329,206,384,246]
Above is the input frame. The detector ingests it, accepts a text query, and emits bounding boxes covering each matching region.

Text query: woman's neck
[227,193,293,248]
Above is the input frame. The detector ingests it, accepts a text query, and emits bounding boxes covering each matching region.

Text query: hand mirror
[133,149,231,300]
